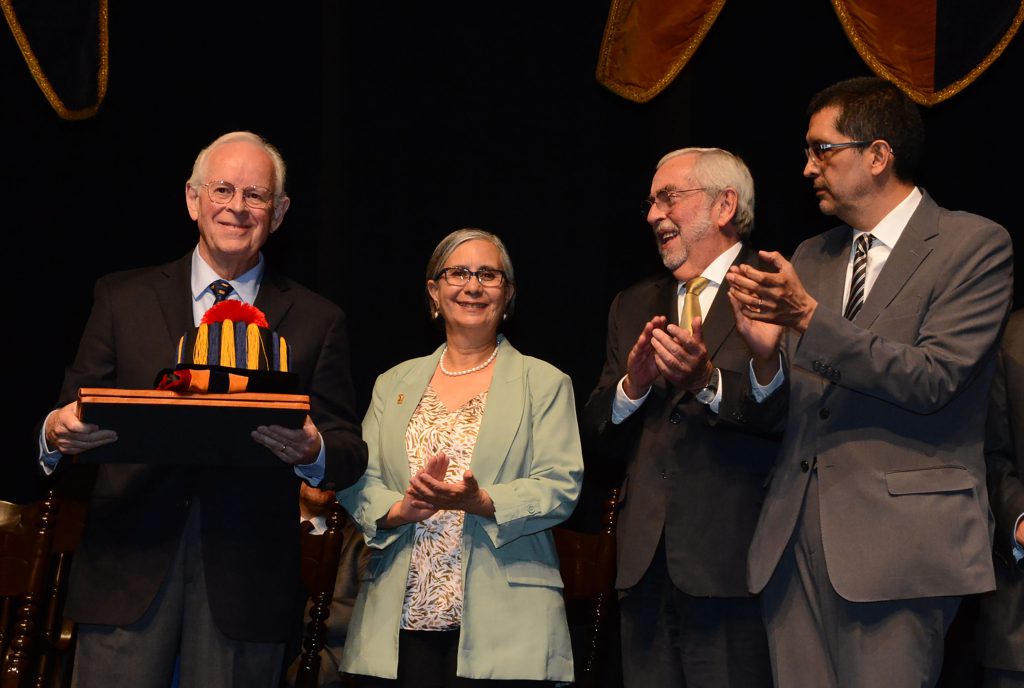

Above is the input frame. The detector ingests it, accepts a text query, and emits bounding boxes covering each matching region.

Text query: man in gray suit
[723,77,1014,687]
[979,308,1024,688]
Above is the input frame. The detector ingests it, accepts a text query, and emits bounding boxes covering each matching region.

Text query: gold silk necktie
[680,277,709,333]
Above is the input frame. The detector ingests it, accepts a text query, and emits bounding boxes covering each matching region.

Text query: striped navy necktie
[844,234,873,321]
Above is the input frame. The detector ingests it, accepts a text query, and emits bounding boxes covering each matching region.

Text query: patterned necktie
[844,234,874,321]
[209,279,234,303]
[680,277,710,333]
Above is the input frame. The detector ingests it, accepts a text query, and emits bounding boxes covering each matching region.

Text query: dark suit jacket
[582,245,779,596]
[739,192,1013,602]
[54,251,367,642]
[979,309,1024,672]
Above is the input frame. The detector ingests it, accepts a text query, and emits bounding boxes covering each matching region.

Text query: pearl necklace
[439,340,500,376]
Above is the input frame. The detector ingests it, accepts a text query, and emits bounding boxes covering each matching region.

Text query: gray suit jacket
[979,309,1024,671]
[739,192,1013,602]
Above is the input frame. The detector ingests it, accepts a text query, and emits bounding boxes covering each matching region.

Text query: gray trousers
[762,470,960,688]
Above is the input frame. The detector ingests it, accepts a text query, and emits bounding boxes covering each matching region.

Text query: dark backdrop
[4,1,1020,496]
[3,3,1019,684]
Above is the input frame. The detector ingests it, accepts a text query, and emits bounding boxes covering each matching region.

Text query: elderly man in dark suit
[725,77,1014,687]
[40,131,368,688]
[583,147,776,688]
[980,308,1024,688]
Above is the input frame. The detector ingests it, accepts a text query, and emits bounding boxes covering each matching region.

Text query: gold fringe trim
[279,336,289,373]
[1,0,109,120]
[247,324,261,370]
[193,324,209,365]
[832,0,1024,106]
[220,321,235,368]
[596,0,727,103]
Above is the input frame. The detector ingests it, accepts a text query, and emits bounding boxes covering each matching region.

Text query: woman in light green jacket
[338,229,584,686]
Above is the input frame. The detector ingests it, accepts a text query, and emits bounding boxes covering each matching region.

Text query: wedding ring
[281,444,288,452]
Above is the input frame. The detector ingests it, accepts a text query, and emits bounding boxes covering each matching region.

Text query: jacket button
[661,471,668,479]
[819,407,830,420]
[812,361,822,372]
[800,460,810,472]
[669,412,682,424]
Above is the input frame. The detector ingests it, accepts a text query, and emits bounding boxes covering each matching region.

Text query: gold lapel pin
[397,393,405,405]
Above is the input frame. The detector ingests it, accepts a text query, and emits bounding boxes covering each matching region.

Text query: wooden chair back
[1,469,90,688]
[293,501,346,688]
[553,487,619,688]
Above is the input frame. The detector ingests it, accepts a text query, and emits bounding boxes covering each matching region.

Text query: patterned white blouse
[400,385,487,630]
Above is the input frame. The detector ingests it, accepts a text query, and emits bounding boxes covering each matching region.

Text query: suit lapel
[814,227,854,313]
[699,245,757,360]
[785,229,848,394]
[152,253,196,351]
[659,275,679,325]
[471,338,525,486]
[856,194,937,328]
[379,347,439,488]
[651,277,679,396]
[253,270,295,331]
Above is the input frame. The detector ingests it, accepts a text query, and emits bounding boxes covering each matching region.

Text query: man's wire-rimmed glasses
[641,187,707,215]
[200,180,275,209]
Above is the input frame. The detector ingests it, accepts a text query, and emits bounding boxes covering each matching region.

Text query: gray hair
[188,131,288,201]
[657,147,755,238]
[425,228,516,320]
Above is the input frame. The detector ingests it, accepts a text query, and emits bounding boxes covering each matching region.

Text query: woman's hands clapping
[380,450,495,528]
[407,451,494,517]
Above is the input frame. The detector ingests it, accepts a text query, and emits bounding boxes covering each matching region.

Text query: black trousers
[353,629,555,688]
[618,537,772,688]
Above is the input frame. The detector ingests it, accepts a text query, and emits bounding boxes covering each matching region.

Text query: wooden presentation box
[76,388,310,467]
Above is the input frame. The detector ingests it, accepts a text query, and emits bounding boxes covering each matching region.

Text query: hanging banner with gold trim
[2,0,108,120]
[831,0,1024,105]
[596,0,725,104]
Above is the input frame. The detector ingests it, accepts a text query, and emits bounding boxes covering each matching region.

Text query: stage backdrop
[4,0,1021,504]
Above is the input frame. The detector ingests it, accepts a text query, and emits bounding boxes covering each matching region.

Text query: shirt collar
[679,241,743,292]
[856,186,923,249]
[190,245,264,304]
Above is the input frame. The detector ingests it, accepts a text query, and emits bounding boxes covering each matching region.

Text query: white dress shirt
[612,242,743,423]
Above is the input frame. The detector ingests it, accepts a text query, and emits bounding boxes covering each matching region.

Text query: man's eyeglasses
[804,141,874,165]
[200,181,275,209]
[436,267,507,287]
[641,187,707,214]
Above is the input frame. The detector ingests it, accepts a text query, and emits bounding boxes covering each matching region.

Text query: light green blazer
[338,338,583,681]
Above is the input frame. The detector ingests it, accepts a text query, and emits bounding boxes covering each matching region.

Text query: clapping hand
[408,451,494,517]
